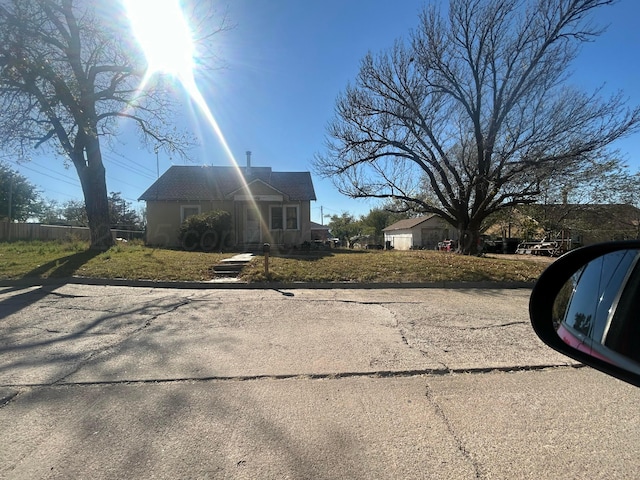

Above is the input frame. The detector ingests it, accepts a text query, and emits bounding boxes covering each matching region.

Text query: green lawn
[0,241,549,283]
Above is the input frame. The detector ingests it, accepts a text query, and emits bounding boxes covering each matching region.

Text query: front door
[244,205,261,244]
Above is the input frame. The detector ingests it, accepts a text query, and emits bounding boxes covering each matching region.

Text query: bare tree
[0,0,224,248]
[314,0,640,254]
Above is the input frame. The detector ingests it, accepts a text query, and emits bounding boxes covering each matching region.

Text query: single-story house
[383,215,458,250]
[139,157,316,249]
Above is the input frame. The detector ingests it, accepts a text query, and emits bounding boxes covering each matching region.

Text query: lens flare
[123,0,234,161]
[124,0,194,75]
[124,0,270,235]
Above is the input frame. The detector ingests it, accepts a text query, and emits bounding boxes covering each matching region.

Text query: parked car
[437,239,454,251]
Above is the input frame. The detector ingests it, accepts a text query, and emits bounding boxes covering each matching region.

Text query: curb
[0,277,536,290]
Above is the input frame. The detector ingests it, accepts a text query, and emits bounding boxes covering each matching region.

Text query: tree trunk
[457,221,483,255]
[75,140,114,250]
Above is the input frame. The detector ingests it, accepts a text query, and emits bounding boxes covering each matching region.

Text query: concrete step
[212,253,255,276]
[213,264,245,273]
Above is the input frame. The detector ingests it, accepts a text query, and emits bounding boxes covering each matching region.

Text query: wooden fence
[0,223,144,242]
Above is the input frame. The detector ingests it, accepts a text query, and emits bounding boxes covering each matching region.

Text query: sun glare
[123,0,266,231]
[124,0,239,164]
[124,0,194,76]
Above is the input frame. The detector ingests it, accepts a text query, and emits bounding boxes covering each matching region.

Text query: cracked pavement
[1,284,640,479]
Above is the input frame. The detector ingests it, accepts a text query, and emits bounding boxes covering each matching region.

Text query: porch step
[212,262,245,274]
[212,253,254,276]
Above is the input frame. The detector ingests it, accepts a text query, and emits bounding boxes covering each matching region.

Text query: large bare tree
[314,0,640,253]
[0,0,221,248]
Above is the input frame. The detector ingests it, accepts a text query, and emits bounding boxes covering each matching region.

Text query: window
[270,205,299,230]
[286,206,298,230]
[270,206,283,230]
[181,205,200,222]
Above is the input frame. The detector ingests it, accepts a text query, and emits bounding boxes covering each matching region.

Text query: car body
[530,241,640,387]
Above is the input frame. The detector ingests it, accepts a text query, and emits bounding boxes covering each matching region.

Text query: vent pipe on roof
[246,150,252,177]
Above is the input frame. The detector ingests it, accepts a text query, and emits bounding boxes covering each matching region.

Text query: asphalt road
[1,283,639,479]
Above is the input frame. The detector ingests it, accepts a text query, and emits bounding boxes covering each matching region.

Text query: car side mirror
[529,241,640,387]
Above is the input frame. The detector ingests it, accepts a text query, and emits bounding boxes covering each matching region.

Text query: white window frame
[269,204,300,231]
[181,205,201,222]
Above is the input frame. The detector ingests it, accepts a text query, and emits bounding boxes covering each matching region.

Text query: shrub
[178,210,232,251]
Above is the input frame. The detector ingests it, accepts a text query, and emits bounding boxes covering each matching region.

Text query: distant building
[310,221,331,242]
[485,204,640,247]
[383,215,458,250]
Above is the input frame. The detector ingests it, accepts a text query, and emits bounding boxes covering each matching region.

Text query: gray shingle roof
[383,215,438,232]
[310,221,330,230]
[139,165,316,202]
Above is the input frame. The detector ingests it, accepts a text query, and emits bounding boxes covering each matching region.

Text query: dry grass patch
[0,241,232,281]
[0,241,550,283]
[240,249,548,283]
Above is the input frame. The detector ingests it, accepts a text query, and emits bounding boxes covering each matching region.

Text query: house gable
[226,178,287,202]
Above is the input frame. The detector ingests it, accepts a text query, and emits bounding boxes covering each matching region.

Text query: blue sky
[8,0,640,225]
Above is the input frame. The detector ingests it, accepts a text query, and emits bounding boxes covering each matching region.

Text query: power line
[5,157,150,203]
[43,188,79,200]
[27,160,81,186]
[102,152,157,180]
[106,174,148,192]
[106,149,157,176]
[5,160,80,188]
[2,160,81,201]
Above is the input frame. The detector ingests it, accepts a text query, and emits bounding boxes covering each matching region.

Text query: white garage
[383,215,458,250]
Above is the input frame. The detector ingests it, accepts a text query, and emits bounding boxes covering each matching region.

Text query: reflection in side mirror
[553,250,640,375]
[530,242,640,387]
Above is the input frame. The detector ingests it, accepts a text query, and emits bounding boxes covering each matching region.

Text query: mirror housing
[530,241,640,388]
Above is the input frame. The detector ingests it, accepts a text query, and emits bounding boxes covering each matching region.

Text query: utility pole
[154,145,160,201]
[154,145,160,179]
[321,205,324,225]
[7,174,13,241]
[7,175,12,221]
